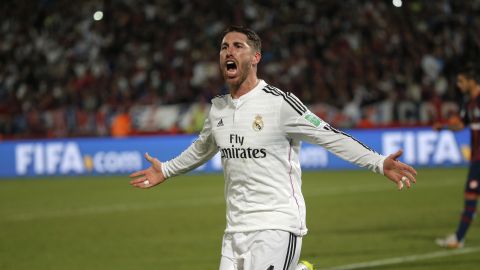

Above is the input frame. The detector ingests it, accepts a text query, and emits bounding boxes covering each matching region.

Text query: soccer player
[436,65,480,249]
[129,26,417,270]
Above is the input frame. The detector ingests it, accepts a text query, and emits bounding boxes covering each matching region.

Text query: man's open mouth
[226,60,237,75]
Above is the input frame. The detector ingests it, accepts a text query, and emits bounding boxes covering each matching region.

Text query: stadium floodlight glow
[93,10,104,21]
[392,0,402,7]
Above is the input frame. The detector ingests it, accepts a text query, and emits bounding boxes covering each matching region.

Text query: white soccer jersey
[161,80,386,236]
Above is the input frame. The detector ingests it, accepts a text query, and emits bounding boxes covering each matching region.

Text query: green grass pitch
[1,168,479,270]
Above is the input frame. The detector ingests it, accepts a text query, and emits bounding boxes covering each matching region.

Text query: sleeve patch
[304,113,322,127]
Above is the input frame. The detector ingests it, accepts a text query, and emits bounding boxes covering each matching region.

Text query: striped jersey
[161,80,386,236]
[460,95,480,162]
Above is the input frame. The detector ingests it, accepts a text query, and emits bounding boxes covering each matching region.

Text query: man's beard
[225,62,251,90]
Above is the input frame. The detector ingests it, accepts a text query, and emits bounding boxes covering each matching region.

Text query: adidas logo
[217,119,224,127]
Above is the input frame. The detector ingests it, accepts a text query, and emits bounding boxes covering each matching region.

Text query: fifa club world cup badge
[252,115,264,131]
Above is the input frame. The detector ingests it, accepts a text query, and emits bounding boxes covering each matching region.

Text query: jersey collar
[229,80,267,107]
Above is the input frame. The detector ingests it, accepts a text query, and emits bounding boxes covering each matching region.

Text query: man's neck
[229,76,259,99]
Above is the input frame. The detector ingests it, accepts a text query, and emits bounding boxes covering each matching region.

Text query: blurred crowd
[0,0,479,139]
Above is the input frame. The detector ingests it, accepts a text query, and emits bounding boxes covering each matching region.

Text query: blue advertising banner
[0,128,470,178]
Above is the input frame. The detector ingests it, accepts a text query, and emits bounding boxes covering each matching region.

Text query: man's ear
[252,51,261,66]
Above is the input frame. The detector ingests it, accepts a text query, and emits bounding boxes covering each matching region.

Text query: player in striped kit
[129,26,417,270]
[436,65,480,249]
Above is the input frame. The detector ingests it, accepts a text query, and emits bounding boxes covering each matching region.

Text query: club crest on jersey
[252,115,264,131]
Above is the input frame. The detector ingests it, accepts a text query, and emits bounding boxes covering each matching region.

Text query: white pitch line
[320,247,480,270]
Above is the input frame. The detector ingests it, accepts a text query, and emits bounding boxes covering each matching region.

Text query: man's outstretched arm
[128,117,218,189]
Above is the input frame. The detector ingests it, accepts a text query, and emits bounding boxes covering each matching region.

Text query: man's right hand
[129,153,166,189]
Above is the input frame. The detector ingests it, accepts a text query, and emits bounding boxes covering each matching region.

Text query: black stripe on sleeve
[266,85,307,114]
[324,124,376,153]
[263,85,307,116]
[285,92,307,114]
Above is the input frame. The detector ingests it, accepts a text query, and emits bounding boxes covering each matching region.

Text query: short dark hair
[458,64,480,84]
[221,26,262,53]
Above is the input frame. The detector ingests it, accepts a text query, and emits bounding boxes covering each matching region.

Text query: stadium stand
[0,0,479,139]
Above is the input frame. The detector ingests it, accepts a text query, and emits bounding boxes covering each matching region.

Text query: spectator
[111,106,132,137]
[0,0,479,139]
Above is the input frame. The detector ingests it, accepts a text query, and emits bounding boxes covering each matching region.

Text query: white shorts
[219,230,302,270]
